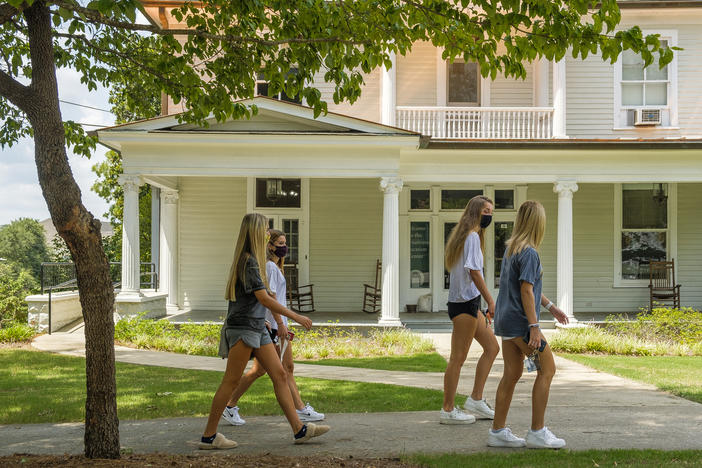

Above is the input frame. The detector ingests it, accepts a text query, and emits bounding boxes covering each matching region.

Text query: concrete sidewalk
[1,330,700,456]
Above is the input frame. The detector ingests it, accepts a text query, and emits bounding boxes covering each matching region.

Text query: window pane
[494,221,514,288]
[448,62,479,104]
[410,222,430,289]
[622,83,643,106]
[622,231,667,280]
[623,184,667,229]
[646,41,669,80]
[622,49,645,80]
[410,190,431,210]
[255,178,301,208]
[444,222,457,289]
[645,83,667,105]
[281,219,299,264]
[256,82,269,97]
[495,190,514,210]
[441,189,483,210]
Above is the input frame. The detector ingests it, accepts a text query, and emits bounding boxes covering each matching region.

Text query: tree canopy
[0,218,49,280]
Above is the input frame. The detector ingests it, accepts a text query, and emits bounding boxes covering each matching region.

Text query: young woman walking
[488,200,569,449]
[441,195,501,424]
[222,229,324,426]
[199,214,329,449]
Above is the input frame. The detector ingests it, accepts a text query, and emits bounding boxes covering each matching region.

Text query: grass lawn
[298,352,447,372]
[0,349,444,424]
[409,449,702,468]
[560,354,702,404]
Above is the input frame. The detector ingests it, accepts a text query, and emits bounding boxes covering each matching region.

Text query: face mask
[480,214,493,229]
[272,244,288,258]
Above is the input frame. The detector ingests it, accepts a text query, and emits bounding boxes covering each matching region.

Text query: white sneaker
[439,407,476,425]
[525,427,566,449]
[296,403,325,422]
[487,427,527,448]
[464,397,495,419]
[221,406,245,426]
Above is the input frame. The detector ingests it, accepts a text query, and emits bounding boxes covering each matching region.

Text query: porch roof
[423,138,702,150]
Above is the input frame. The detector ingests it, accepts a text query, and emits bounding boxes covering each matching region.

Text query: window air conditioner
[634,108,662,126]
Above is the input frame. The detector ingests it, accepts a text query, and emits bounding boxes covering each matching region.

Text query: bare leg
[509,338,557,431]
[254,343,304,434]
[282,341,305,410]
[443,313,477,411]
[203,340,252,437]
[226,358,267,407]
[492,338,524,431]
[470,310,500,401]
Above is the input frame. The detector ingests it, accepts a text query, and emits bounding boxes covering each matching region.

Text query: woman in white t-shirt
[441,195,500,425]
[221,229,324,426]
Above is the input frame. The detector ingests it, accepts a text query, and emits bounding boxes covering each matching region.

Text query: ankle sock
[294,425,308,440]
[201,434,217,444]
[490,428,506,434]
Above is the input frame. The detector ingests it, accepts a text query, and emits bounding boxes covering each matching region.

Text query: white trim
[613,182,678,288]
[436,49,490,107]
[613,30,678,129]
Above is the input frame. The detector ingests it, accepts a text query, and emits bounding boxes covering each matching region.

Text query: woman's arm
[254,289,311,330]
[540,294,569,325]
[469,270,495,320]
[520,281,544,350]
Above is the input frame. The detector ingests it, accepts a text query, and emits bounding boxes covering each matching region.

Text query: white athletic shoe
[487,427,527,448]
[439,407,476,425]
[296,403,325,422]
[221,406,246,426]
[464,397,495,419]
[525,427,566,449]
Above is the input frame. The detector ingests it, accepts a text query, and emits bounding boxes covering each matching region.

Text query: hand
[528,326,543,351]
[550,305,569,325]
[295,314,312,330]
[277,323,288,340]
[264,320,272,332]
[486,300,495,322]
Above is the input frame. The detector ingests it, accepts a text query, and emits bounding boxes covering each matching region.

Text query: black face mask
[480,214,493,229]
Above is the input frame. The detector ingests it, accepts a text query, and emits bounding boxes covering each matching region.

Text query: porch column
[554,181,578,322]
[552,59,567,138]
[118,175,143,298]
[159,189,179,309]
[379,177,403,326]
[381,52,397,126]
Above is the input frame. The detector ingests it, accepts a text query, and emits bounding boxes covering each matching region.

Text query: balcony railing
[395,106,554,140]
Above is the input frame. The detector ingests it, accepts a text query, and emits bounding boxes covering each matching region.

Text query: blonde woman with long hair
[488,201,569,449]
[441,195,500,424]
[199,214,329,449]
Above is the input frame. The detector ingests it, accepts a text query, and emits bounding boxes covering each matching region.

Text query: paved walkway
[0,330,700,456]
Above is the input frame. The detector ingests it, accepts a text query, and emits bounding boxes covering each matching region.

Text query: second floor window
[256,69,302,104]
[621,40,669,108]
[447,61,480,106]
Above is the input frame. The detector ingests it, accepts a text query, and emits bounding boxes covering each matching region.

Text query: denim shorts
[447,295,481,320]
[218,325,273,359]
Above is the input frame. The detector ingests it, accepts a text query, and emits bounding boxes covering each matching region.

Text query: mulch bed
[0,454,418,467]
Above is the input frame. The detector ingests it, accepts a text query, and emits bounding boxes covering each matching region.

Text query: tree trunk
[24,3,120,459]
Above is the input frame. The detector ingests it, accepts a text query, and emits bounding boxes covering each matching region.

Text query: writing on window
[621,184,668,280]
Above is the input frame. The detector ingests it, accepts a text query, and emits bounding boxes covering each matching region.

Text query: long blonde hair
[445,195,493,270]
[267,229,285,272]
[505,200,546,257]
[225,213,270,301]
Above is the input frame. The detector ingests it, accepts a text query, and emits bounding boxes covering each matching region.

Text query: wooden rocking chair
[362,259,382,314]
[648,259,681,311]
[284,265,315,314]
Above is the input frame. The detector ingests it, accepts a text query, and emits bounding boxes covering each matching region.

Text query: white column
[381,52,397,126]
[554,181,578,322]
[118,175,143,298]
[379,177,403,326]
[552,59,567,138]
[150,187,160,282]
[159,189,179,310]
[533,58,550,107]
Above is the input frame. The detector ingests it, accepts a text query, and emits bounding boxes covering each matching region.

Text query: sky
[0,64,118,229]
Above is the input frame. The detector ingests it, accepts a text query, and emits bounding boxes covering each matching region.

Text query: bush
[114,315,220,356]
[605,307,702,347]
[0,263,38,327]
[0,322,35,343]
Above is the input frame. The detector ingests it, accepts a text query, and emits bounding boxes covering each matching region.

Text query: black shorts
[447,295,481,320]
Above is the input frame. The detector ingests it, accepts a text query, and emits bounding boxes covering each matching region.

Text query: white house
[95,1,702,326]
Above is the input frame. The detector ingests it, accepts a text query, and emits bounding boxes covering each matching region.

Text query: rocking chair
[648,259,681,311]
[284,265,315,314]
[362,259,382,314]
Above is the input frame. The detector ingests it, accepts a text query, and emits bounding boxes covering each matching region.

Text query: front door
[267,215,301,289]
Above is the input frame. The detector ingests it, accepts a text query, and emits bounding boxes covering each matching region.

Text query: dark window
[494,190,514,210]
[441,189,483,210]
[410,190,431,210]
[255,178,301,208]
[256,69,301,104]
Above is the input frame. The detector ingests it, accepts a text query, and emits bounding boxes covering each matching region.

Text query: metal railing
[395,106,554,139]
[40,262,158,334]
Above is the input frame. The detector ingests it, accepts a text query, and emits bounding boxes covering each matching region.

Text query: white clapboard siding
[309,179,382,312]
[179,177,247,310]
[397,41,438,107]
[676,183,702,307]
[525,184,557,301]
[310,68,381,123]
[491,70,534,107]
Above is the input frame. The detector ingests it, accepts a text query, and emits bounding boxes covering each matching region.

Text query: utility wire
[59,99,113,114]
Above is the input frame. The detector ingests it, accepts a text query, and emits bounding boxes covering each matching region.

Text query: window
[616,183,675,284]
[410,190,431,210]
[441,189,483,210]
[256,69,301,104]
[447,61,480,106]
[410,222,430,288]
[494,189,515,210]
[621,40,669,107]
[255,178,301,208]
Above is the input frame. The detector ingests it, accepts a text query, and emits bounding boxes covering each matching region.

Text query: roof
[423,138,702,150]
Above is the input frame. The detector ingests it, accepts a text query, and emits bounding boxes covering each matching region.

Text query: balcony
[395,107,555,140]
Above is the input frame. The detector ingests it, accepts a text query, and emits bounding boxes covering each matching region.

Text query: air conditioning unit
[634,108,662,126]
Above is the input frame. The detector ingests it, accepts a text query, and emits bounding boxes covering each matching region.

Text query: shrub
[0,263,38,327]
[604,307,702,347]
[0,322,35,343]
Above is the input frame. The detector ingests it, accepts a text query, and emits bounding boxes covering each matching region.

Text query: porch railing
[395,106,554,139]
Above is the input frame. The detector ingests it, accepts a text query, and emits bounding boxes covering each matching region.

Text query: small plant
[0,322,35,343]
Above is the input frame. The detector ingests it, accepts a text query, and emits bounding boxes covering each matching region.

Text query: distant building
[40,218,115,245]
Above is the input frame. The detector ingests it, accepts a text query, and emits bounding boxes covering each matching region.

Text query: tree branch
[0,2,25,27]
[0,68,31,110]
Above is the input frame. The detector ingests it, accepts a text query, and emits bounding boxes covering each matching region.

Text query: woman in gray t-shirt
[488,201,570,450]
